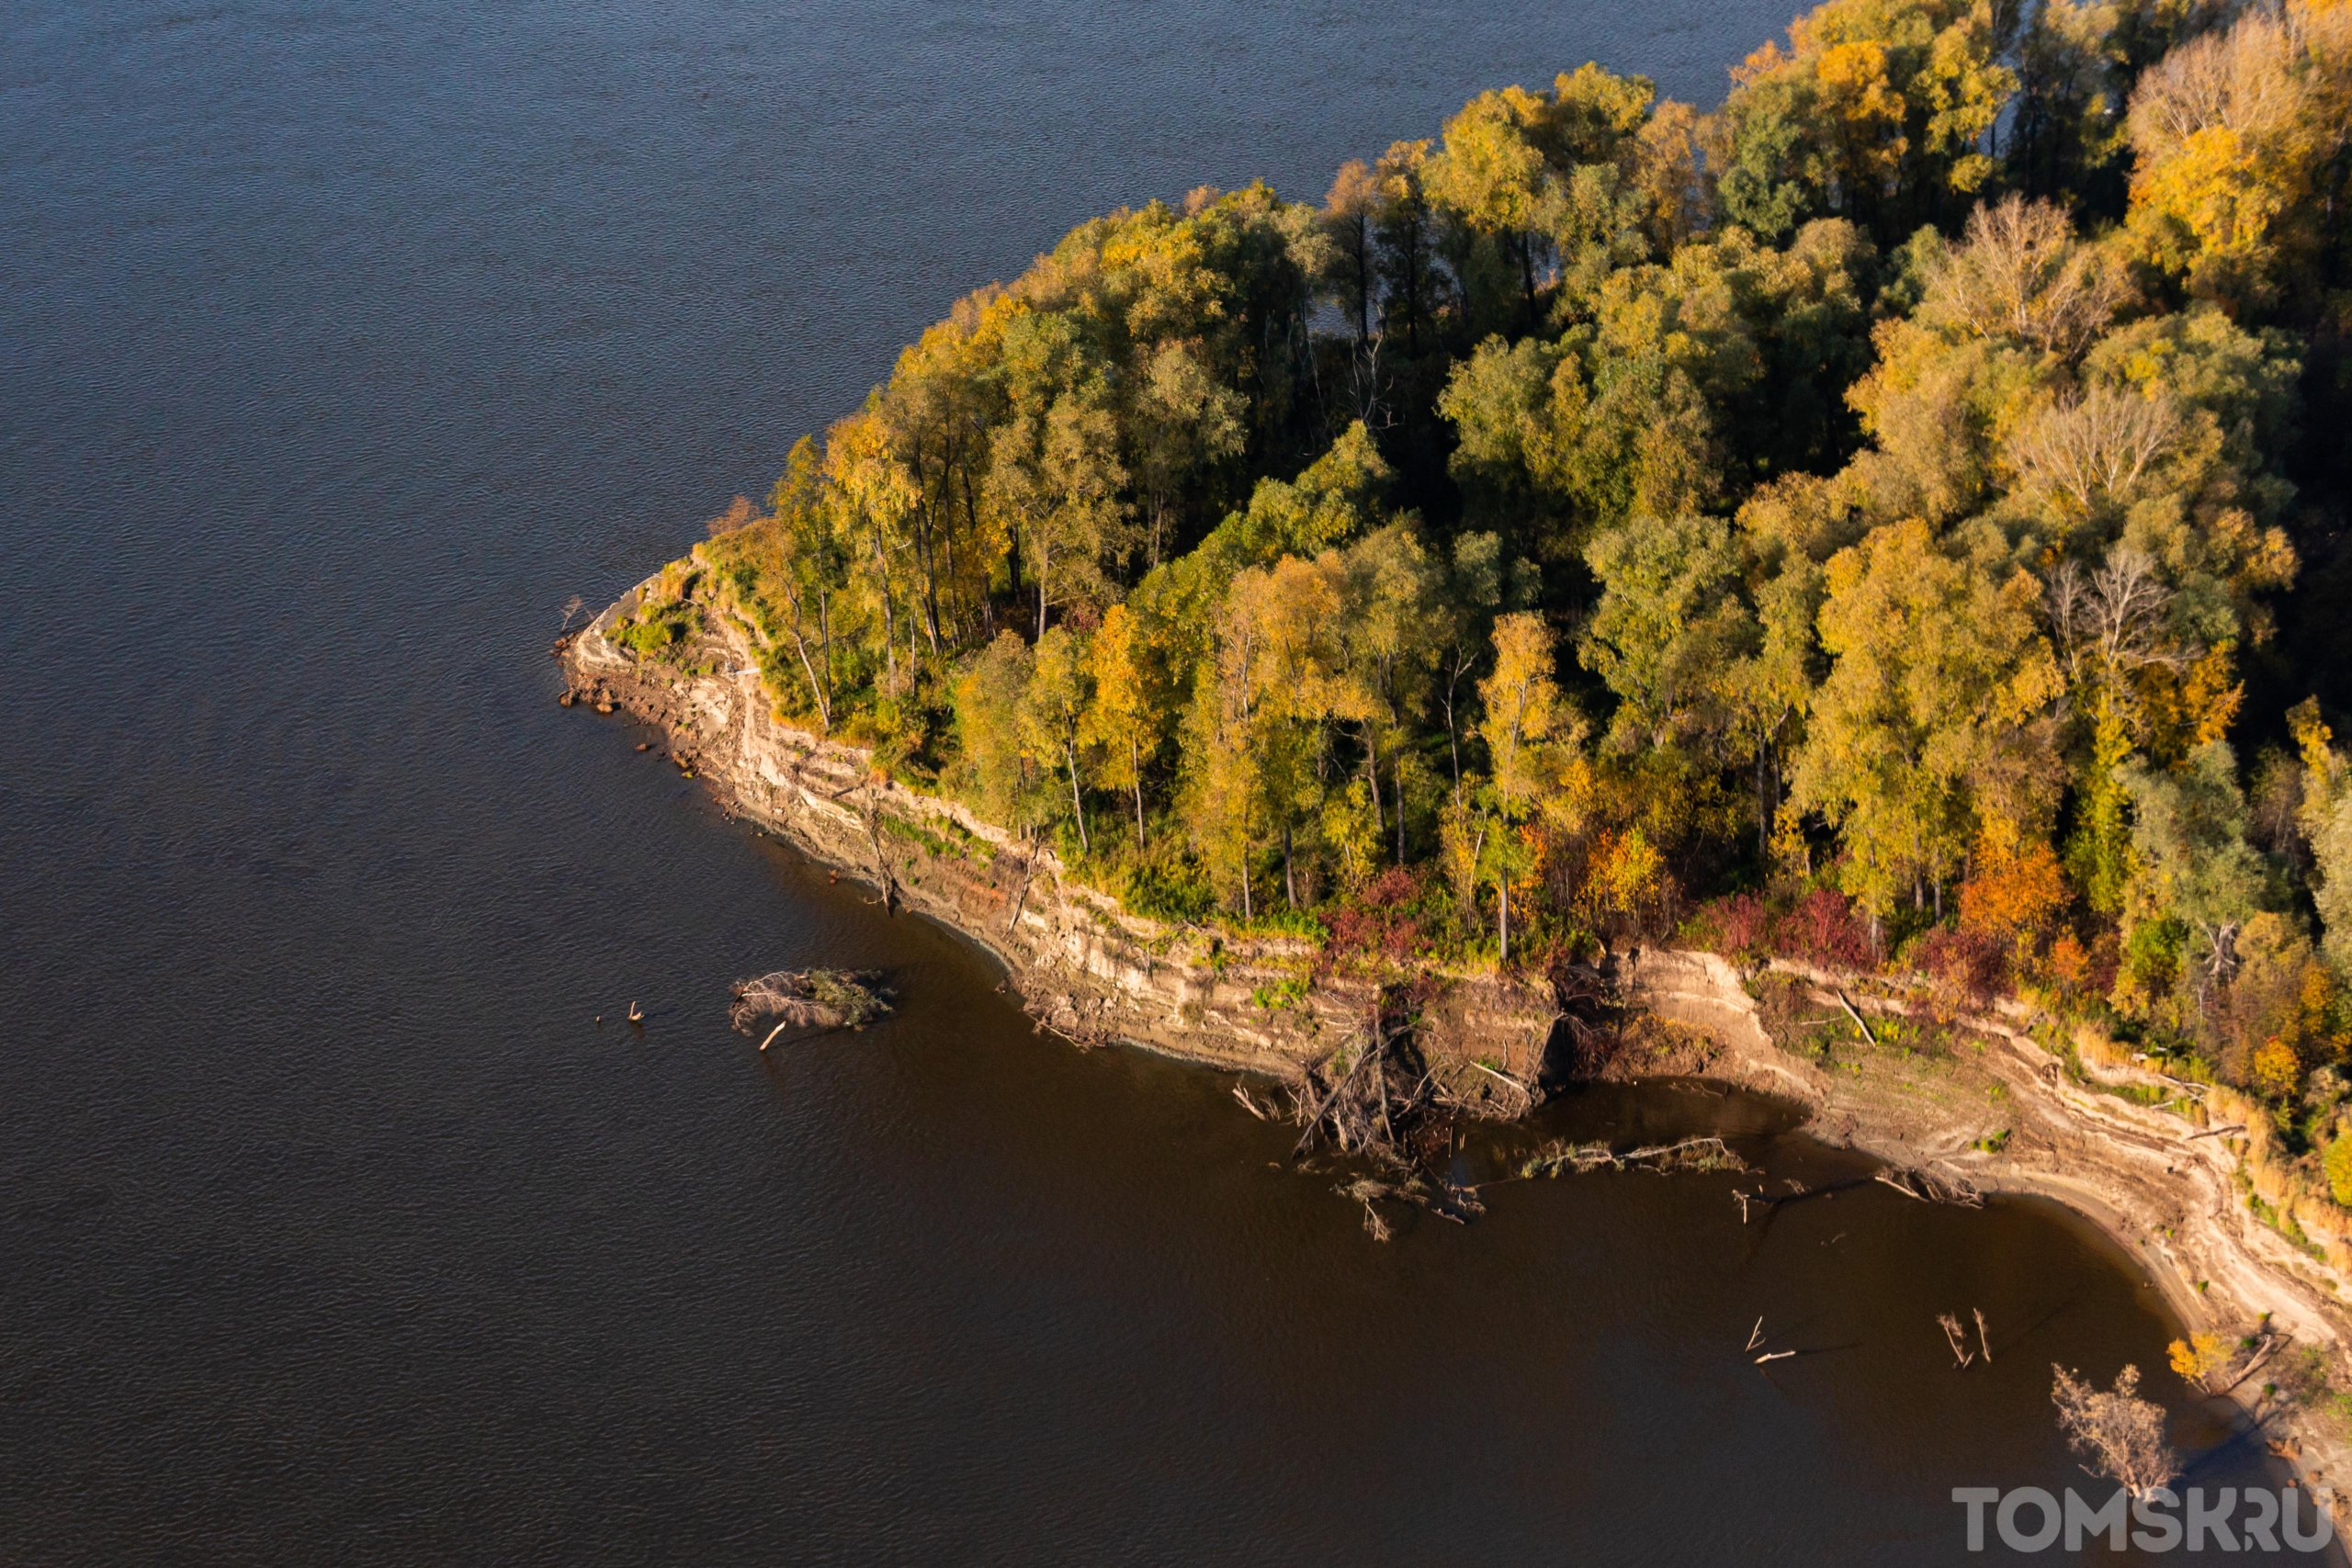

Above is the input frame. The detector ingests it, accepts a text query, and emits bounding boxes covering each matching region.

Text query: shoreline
[566,571,2352,1504]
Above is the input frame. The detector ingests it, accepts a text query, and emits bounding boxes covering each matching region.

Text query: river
[0,0,2311,1562]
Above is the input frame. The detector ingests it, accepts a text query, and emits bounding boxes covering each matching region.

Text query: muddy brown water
[0,0,2325,1561]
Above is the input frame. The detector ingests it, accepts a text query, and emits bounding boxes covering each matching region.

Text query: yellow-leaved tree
[1473,612,1587,963]
[1791,518,2064,943]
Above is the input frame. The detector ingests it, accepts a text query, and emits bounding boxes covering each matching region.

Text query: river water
[0,1,2316,1562]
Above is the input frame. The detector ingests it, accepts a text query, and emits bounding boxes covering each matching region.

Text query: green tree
[1425,85,1554,322]
[1708,0,2018,248]
[1579,513,1754,755]
[1327,524,1442,864]
[2117,740,2276,1020]
[2293,702,2352,977]
[954,632,1041,829]
[1021,626,1098,853]
[775,438,854,729]
[1791,519,2064,936]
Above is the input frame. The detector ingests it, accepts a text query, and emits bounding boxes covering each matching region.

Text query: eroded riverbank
[569,570,2352,1515]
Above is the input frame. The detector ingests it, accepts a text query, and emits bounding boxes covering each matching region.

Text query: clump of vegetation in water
[729,968,892,1047]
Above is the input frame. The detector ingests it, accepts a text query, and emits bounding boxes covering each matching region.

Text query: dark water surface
[0,1,2310,1562]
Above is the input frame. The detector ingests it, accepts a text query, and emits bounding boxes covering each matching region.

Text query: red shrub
[1772,889,1875,971]
[1361,865,1420,909]
[1322,866,1430,971]
[1916,926,2009,1002]
[1689,894,1773,958]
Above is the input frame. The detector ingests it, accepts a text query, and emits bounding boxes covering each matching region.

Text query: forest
[620,0,2352,1134]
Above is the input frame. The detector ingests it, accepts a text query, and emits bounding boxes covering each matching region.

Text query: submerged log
[1521,1134,1750,1179]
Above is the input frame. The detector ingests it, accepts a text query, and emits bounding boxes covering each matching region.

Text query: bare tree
[559,594,587,632]
[2052,1363,2180,1499]
[2128,11,2303,156]
[2008,387,2181,518]
[1927,195,2125,358]
[2045,547,2197,689]
[1347,327,1396,432]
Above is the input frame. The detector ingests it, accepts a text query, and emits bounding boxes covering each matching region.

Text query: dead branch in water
[1939,1313,1976,1369]
[2052,1364,2178,1496]
[729,969,891,1043]
[1522,1135,1749,1180]
[1875,1166,1984,1207]
[1278,996,1510,1238]
[1338,1172,1483,1232]
[1231,1082,1276,1121]
[1974,1308,1993,1365]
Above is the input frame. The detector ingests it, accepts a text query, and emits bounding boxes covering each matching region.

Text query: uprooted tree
[1268,986,1548,1235]
[2051,1363,2179,1499]
[729,968,893,1048]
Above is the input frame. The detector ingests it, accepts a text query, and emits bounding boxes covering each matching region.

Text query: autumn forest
[619,0,2352,1128]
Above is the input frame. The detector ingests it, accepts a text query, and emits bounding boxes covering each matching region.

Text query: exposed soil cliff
[568,571,2352,1500]
[563,575,1559,1089]
[1623,945,2352,1499]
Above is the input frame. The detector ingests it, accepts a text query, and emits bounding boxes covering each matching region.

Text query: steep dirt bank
[1623,945,2352,1498]
[562,575,1558,1088]
[567,571,2351,1498]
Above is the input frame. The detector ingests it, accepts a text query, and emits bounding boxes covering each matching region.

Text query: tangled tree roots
[1286,998,1526,1238]
[729,969,892,1046]
[1546,958,1629,1077]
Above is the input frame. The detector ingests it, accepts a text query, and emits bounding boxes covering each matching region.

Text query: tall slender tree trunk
[1498,876,1509,965]
[1394,750,1406,865]
[817,588,834,714]
[1035,539,1049,640]
[788,625,829,733]
[1130,736,1146,848]
[1283,822,1296,909]
[1353,222,1371,344]
[912,445,943,655]
[870,517,897,683]
[1065,742,1089,854]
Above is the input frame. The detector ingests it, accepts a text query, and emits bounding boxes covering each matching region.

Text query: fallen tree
[729,968,892,1048]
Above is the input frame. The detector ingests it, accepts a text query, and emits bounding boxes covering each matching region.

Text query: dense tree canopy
[650,0,2352,1118]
